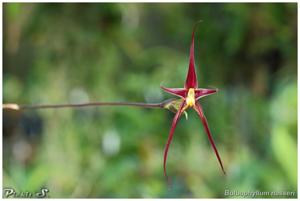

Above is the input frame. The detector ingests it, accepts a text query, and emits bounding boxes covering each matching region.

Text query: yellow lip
[185,88,195,108]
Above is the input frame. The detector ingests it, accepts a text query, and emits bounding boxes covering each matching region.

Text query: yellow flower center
[185,88,195,108]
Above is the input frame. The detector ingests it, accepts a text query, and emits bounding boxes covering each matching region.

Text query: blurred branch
[3,98,182,111]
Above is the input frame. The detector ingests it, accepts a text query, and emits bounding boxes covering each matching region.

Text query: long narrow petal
[195,88,218,100]
[164,101,186,179]
[160,85,187,98]
[185,23,199,89]
[194,102,226,175]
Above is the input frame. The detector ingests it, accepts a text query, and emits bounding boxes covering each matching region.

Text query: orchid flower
[160,23,225,179]
[3,22,225,180]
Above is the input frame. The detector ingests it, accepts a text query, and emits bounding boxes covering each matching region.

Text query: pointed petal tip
[212,88,219,94]
[191,20,204,39]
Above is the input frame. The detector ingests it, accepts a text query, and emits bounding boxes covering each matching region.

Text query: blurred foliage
[3,3,297,198]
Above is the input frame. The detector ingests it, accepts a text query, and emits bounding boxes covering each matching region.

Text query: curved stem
[3,101,165,110]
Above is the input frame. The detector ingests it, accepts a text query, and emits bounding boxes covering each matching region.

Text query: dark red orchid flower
[161,24,225,179]
[3,23,225,181]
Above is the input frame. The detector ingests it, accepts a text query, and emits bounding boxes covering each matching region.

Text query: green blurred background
[3,3,297,198]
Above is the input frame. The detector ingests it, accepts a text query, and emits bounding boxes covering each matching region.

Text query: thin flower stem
[3,101,168,111]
